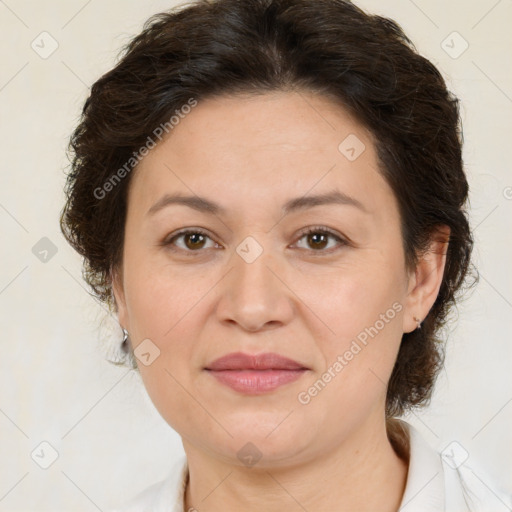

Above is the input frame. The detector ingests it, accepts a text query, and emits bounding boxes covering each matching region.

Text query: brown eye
[295,227,346,252]
[183,232,207,250]
[165,229,218,253]
[306,232,329,250]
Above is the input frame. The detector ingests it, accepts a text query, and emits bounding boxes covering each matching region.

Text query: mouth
[204,352,309,394]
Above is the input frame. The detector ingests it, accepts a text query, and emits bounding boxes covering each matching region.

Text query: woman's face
[113,91,418,467]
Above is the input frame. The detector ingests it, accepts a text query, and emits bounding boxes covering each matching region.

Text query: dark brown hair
[60,0,475,417]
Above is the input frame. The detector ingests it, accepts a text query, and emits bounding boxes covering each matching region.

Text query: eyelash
[162,226,349,256]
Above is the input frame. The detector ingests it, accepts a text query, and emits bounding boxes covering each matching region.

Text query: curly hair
[59,0,475,417]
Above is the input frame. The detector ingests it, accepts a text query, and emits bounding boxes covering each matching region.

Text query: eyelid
[162,225,350,254]
[162,227,220,250]
[292,225,350,252]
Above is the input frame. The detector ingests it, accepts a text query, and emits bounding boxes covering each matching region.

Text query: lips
[204,352,309,394]
[205,352,308,371]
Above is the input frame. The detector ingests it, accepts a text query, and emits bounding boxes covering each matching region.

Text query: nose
[215,239,295,332]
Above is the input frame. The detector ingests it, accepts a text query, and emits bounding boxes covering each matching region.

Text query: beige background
[0,0,511,510]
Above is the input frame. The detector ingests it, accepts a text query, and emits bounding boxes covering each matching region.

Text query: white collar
[397,420,445,511]
[111,420,511,511]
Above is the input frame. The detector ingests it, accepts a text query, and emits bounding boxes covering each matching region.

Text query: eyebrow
[146,190,367,217]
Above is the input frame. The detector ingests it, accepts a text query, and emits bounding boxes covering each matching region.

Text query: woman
[59,0,511,510]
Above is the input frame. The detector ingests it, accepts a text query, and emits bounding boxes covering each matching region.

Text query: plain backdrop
[0,0,511,510]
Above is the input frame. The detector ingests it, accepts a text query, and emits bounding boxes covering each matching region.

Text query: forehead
[128,91,393,218]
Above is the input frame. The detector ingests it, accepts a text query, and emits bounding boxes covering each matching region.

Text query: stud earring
[120,328,137,369]
[121,328,129,352]
[413,316,422,330]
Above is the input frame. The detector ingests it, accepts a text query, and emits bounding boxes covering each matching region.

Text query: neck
[182,416,409,512]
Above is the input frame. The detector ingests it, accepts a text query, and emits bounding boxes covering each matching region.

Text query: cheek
[302,256,406,346]
[123,251,212,337]
[294,277,404,437]
[121,254,216,405]
[299,250,406,397]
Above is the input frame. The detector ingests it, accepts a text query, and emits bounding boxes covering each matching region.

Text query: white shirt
[111,421,511,511]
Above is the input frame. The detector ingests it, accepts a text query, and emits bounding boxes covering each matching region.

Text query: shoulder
[108,453,188,512]
[442,454,512,512]
[397,420,512,512]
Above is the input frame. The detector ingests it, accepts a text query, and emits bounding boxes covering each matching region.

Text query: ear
[402,225,450,333]
[110,265,129,330]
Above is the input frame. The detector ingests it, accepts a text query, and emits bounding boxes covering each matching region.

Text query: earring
[120,328,138,369]
[121,328,129,353]
[413,316,422,330]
